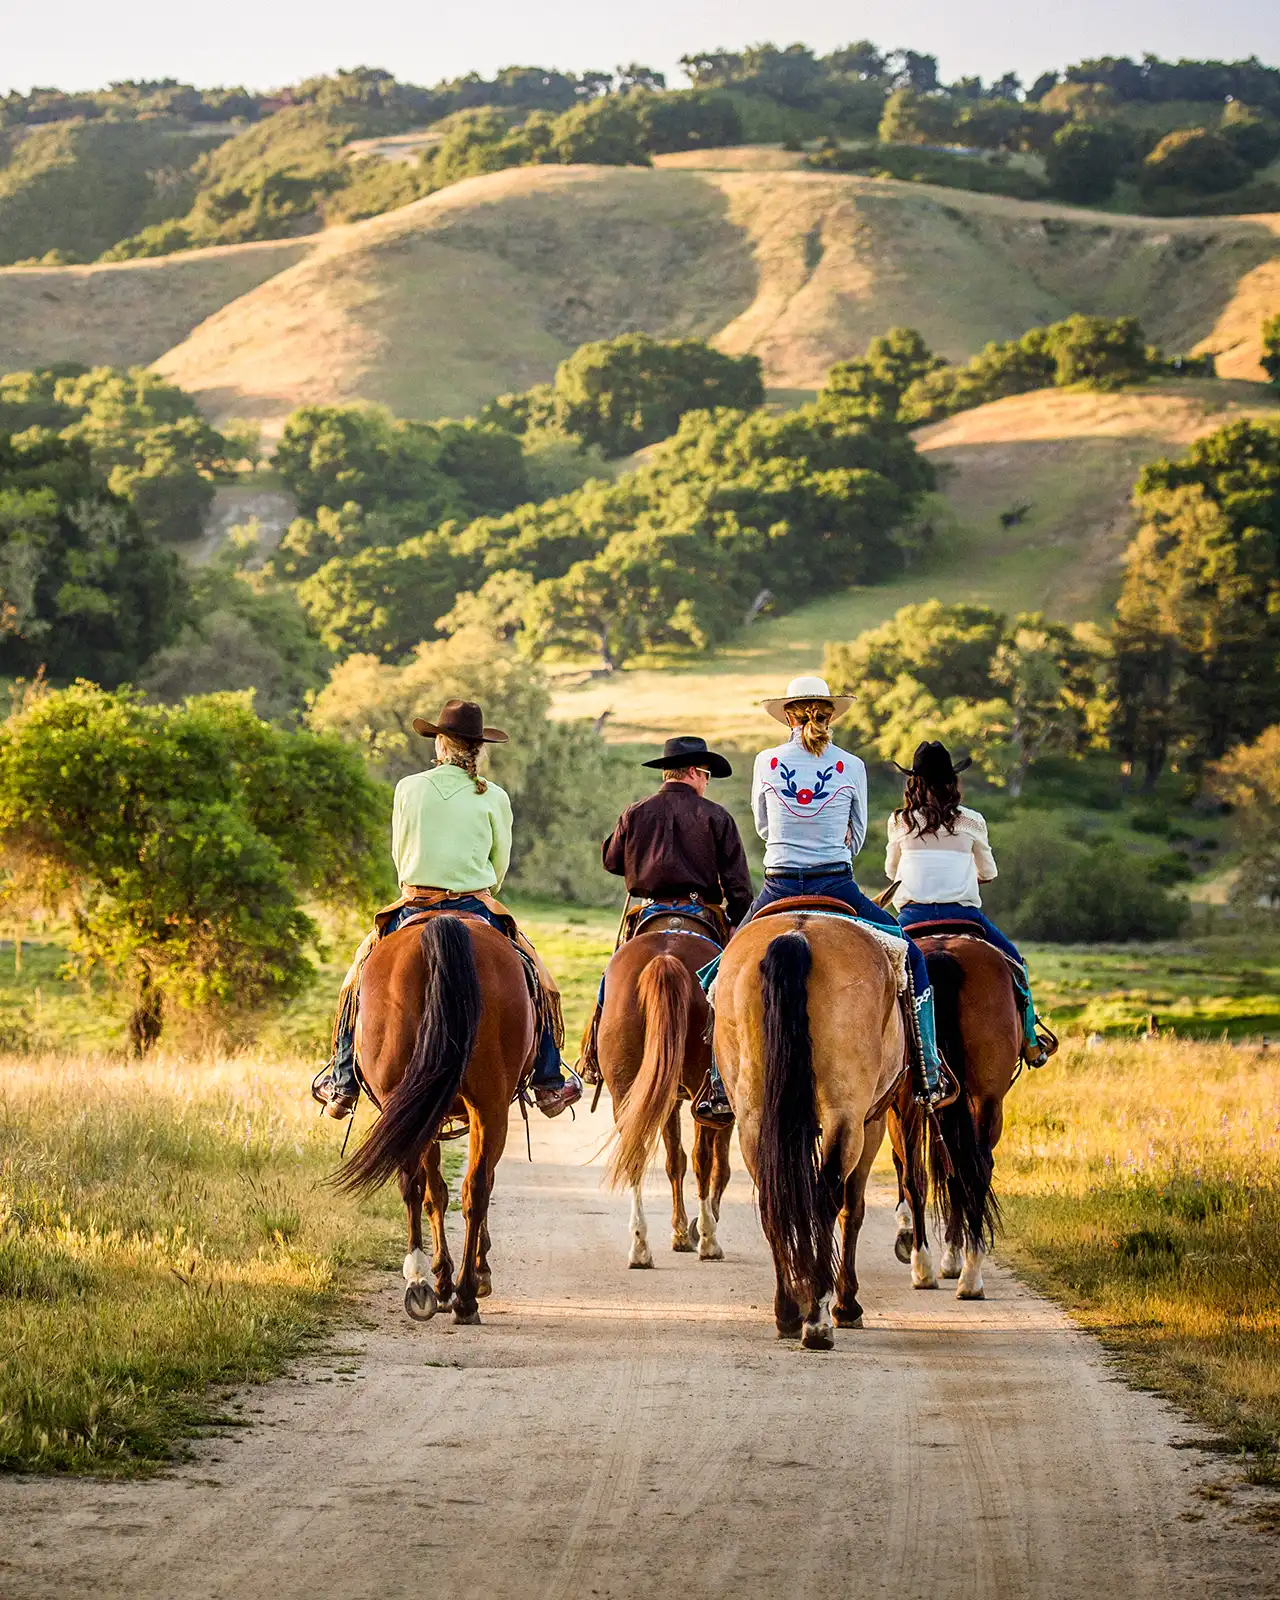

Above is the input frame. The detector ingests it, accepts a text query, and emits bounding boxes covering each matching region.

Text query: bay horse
[337,913,534,1325]
[599,916,732,1267]
[892,935,1018,1300]
[712,907,908,1349]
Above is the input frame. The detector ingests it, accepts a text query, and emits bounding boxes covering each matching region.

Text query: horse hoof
[476,1275,492,1299]
[775,1321,803,1340]
[801,1322,835,1351]
[957,1286,985,1301]
[628,1247,654,1269]
[404,1282,438,1322]
[689,1217,700,1246]
[833,1308,863,1329]
[453,1305,482,1325]
[435,1288,456,1312]
[698,1239,724,1262]
[671,1233,696,1253]
[894,1231,913,1266]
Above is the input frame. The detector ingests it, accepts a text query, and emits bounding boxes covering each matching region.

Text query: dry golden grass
[0,162,1275,426]
[998,1038,1280,1455]
[0,1047,404,1473]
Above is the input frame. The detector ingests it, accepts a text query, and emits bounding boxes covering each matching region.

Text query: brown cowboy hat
[412,699,509,744]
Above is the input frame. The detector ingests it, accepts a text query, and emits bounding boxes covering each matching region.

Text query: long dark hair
[894,771,961,837]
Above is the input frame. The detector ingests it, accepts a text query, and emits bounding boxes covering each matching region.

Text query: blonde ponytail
[436,733,488,793]
[785,698,835,757]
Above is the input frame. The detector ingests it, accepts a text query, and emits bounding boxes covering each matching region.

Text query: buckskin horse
[891,933,1018,1300]
[712,903,910,1349]
[337,912,534,1325]
[599,910,732,1268]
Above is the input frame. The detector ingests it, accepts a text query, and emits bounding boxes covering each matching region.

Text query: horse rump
[756,931,841,1306]
[607,951,694,1191]
[925,948,999,1252]
[338,916,482,1197]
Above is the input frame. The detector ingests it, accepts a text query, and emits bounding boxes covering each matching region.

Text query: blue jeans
[747,868,932,1008]
[895,903,1023,965]
[332,900,564,1091]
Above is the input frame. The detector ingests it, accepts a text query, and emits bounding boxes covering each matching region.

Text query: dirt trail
[1,1104,1274,1600]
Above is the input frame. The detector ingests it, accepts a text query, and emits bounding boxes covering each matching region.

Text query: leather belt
[763,862,852,879]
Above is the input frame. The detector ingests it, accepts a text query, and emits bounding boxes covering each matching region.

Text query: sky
[6,0,1280,96]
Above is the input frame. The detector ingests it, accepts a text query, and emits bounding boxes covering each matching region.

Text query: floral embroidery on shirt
[777,762,833,808]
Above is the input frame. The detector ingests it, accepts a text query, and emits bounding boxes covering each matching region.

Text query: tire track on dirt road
[0,1102,1275,1599]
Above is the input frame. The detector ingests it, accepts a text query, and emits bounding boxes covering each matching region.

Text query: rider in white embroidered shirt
[752,730,868,869]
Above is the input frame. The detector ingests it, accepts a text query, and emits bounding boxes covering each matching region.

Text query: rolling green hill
[547,379,1280,744]
[0,164,1273,434]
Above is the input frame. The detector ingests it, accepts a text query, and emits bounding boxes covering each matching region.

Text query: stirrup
[1023,1022,1059,1069]
[916,1057,960,1110]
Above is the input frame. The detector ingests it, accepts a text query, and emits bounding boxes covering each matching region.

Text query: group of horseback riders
[311,674,1056,1125]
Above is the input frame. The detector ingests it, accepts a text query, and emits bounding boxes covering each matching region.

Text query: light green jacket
[391,765,513,892]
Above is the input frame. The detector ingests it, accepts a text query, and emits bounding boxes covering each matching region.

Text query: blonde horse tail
[607,953,692,1191]
[756,931,841,1308]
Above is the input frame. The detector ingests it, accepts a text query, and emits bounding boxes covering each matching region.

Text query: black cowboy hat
[641,735,732,779]
[894,739,972,780]
[412,699,509,744]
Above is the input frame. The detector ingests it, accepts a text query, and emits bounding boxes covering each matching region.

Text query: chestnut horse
[891,935,1019,1300]
[337,913,534,1325]
[713,909,907,1349]
[600,920,732,1267]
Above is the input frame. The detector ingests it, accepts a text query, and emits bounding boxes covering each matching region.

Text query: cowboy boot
[311,1036,359,1120]
[693,1060,733,1128]
[1012,966,1058,1068]
[915,988,959,1109]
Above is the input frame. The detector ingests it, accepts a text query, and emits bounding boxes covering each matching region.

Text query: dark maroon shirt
[602,782,754,926]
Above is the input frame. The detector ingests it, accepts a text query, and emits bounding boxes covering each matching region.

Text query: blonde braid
[786,698,835,757]
[437,733,488,793]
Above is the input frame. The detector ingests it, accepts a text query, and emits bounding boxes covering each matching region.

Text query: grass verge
[998,1038,1280,1457]
[0,1050,403,1474]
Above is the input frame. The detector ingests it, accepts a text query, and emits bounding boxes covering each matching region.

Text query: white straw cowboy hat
[761,674,855,726]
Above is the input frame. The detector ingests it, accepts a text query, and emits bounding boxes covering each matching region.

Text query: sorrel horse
[892,935,1019,1300]
[712,907,908,1349]
[599,917,732,1267]
[337,913,534,1325]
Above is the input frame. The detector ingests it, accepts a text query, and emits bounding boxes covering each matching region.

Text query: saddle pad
[909,924,1024,978]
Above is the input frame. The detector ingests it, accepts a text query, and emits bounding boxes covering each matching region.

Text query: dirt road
[1,1104,1274,1599]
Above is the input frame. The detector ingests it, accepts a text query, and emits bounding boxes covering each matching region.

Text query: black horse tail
[925,949,1000,1252]
[338,917,481,1198]
[756,932,841,1308]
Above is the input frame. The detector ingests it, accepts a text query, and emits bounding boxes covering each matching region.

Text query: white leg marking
[958,1244,986,1300]
[895,1198,913,1230]
[697,1196,724,1260]
[403,1248,431,1286]
[911,1243,940,1289]
[628,1186,654,1269]
[940,1242,964,1279]
[801,1293,835,1349]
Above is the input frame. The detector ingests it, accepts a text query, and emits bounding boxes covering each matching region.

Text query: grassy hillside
[0,163,1275,430]
[0,120,232,266]
[549,379,1280,744]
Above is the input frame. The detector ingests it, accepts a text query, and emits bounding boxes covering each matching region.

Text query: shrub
[1140,128,1252,200]
[1044,123,1125,205]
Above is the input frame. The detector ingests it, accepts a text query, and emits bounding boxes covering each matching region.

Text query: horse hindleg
[692,1122,724,1261]
[834,1119,881,1329]
[399,1161,437,1322]
[887,1106,915,1266]
[773,1258,803,1340]
[455,1108,506,1324]
[422,1141,455,1309]
[663,1107,694,1252]
[628,1182,654,1269]
[958,1096,1002,1301]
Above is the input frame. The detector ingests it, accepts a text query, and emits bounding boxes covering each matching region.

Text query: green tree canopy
[1044,122,1125,205]
[1213,724,1280,905]
[0,683,390,1036]
[1140,128,1252,199]
[0,429,187,684]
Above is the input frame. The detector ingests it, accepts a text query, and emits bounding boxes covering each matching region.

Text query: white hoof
[697,1200,722,1260]
[629,1239,655,1269]
[911,1245,939,1290]
[957,1248,985,1300]
[940,1243,963,1279]
[894,1228,913,1265]
[698,1234,724,1262]
[403,1248,431,1287]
